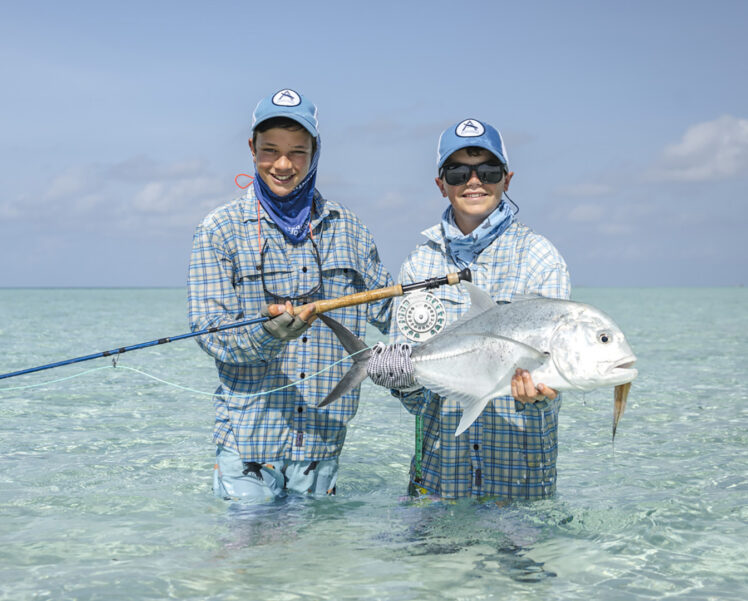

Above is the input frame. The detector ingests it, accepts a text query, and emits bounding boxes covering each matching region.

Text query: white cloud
[0,156,234,230]
[599,222,634,236]
[567,203,606,222]
[556,183,614,198]
[376,191,410,209]
[45,165,102,201]
[0,203,22,219]
[107,156,209,182]
[131,176,225,216]
[551,199,658,241]
[651,115,748,181]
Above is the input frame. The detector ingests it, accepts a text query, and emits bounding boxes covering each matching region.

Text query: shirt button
[473,444,480,450]
[302,336,308,343]
[300,373,305,379]
[302,266,308,273]
[297,406,304,413]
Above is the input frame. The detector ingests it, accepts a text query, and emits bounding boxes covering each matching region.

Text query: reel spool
[396,292,447,342]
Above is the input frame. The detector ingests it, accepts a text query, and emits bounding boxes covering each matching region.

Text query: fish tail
[316,314,371,407]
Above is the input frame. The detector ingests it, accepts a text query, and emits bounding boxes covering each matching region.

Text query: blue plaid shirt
[391,219,571,500]
[188,186,392,463]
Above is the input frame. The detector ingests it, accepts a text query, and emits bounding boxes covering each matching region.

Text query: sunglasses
[260,238,323,302]
[440,162,505,186]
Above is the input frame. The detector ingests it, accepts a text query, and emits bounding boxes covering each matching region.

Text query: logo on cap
[272,89,301,107]
[455,119,485,137]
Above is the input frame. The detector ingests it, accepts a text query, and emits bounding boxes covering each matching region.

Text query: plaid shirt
[188,186,392,464]
[391,220,571,500]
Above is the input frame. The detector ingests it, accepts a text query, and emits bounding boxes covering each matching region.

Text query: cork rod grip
[295,284,404,316]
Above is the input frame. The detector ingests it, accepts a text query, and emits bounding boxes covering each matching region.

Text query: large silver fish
[318,282,638,439]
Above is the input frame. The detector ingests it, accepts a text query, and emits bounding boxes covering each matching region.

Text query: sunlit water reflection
[0,287,746,600]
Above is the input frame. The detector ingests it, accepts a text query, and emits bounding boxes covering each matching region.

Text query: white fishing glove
[367,342,417,390]
[261,306,311,341]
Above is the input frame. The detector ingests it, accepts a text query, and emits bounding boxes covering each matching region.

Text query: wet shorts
[212,445,339,504]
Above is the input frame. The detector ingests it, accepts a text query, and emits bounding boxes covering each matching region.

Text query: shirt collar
[422,223,446,250]
[421,219,519,261]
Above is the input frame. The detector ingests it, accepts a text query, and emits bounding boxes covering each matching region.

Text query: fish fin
[612,382,631,441]
[317,313,367,356]
[317,362,369,407]
[455,397,493,437]
[430,283,497,340]
[463,282,498,313]
[316,314,371,407]
[505,293,545,302]
[413,334,548,435]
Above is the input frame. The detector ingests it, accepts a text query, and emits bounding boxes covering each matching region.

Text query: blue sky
[2,0,747,287]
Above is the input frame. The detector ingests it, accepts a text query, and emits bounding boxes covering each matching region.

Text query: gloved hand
[261,302,312,341]
[367,342,417,390]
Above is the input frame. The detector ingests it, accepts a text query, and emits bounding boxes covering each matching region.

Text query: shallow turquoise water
[0,287,746,600]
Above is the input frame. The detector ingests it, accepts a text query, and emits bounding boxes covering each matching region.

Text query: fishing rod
[0,268,471,381]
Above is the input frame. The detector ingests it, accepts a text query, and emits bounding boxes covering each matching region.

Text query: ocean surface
[0,287,746,600]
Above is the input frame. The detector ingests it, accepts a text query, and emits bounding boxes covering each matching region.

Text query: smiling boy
[188,89,392,503]
[375,118,571,500]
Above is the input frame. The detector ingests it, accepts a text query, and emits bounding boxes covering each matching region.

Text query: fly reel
[396,292,446,342]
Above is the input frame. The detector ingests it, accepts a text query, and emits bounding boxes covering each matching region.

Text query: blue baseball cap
[436,118,508,169]
[251,89,319,138]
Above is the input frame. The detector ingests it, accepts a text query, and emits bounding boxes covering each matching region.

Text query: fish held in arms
[319,282,637,440]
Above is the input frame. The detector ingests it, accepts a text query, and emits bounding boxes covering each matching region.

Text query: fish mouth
[607,355,638,383]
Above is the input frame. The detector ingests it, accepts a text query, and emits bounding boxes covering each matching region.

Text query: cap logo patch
[455,119,485,137]
[272,89,301,107]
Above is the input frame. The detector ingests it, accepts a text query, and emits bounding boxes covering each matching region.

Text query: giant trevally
[318,282,637,439]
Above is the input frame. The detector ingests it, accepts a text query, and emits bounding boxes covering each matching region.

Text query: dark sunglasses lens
[444,163,504,185]
[476,164,504,184]
[444,165,471,186]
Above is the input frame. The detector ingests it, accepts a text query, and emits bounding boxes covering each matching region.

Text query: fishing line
[0,346,375,398]
[0,269,471,382]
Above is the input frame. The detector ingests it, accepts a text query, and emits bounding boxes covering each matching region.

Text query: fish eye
[598,332,611,344]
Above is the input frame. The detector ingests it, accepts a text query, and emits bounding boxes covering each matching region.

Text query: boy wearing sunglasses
[188,89,393,504]
[376,118,571,501]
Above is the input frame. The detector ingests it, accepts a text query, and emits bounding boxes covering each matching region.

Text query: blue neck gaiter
[441,201,515,269]
[253,137,321,244]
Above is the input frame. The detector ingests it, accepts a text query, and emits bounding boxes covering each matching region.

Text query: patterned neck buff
[253,137,321,244]
[441,201,515,269]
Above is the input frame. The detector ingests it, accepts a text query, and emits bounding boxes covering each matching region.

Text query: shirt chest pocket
[232,253,294,313]
[319,254,365,300]
[317,257,369,335]
[233,248,362,310]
